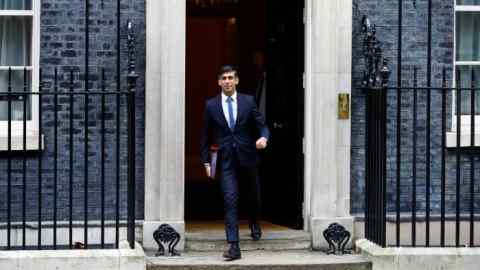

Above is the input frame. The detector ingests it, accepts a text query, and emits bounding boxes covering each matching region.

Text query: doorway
[185,0,304,230]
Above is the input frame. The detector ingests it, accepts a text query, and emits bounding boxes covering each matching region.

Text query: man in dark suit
[200,65,270,261]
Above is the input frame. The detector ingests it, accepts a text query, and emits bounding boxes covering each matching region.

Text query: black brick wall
[351,0,480,215]
[0,0,145,222]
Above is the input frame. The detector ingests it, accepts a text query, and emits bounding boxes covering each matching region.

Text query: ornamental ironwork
[323,223,351,255]
[127,20,138,92]
[361,16,391,90]
[153,224,181,256]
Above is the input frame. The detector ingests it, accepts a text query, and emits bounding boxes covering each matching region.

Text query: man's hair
[217,65,238,79]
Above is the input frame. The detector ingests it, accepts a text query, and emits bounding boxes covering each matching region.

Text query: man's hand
[204,163,212,178]
[256,137,268,149]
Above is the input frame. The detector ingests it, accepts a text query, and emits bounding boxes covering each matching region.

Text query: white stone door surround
[144,0,353,250]
[303,0,354,249]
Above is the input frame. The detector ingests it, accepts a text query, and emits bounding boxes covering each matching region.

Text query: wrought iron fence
[363,6,480,247]
[0,0,139,250]
[0,12,138,249]
[0,66,136,250]
[365,66,480,248]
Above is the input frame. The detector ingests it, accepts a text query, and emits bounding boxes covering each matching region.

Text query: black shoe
[223,242,241,261]
[250,222,262,241]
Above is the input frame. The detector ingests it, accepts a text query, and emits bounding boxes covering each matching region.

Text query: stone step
[185,230,311,251]
[147,250,371,270]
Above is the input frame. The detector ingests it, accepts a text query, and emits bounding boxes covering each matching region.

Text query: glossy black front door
[260,0,305,229]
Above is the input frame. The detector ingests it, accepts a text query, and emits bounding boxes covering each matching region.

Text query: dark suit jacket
[200,92,270,168]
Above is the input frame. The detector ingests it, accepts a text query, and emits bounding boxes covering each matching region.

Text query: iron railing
[363,0,480,247]
[0,16,137,250]
[362,16,389,247]
[366,66,480,248]
[0,66,136,250]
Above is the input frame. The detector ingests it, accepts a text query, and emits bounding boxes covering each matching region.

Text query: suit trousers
[219,150,262,243]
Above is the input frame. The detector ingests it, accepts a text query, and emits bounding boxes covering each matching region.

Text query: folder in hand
[209,144,219,179]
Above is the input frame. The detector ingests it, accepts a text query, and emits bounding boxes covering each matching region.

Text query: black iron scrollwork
[153,224,181,256]
[361,16,391,90]
[127,20,139,92]
[323,223,351,255]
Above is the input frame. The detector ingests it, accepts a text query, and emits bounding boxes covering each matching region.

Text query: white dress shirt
[221,91,237,128]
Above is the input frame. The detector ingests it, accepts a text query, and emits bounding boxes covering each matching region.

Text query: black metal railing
[0,67,136,251]
[362,16,390,247]
[363,0,479,248]
[366,66,479,248]
[0,0,138,250]
[0,18,137,250]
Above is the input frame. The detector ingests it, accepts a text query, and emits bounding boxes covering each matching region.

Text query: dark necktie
[226,96,235,130]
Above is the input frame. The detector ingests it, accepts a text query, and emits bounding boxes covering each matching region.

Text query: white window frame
[0,1,42,150]
[449,3,480,147]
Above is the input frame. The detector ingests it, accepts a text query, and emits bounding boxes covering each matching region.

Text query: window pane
[456,12,480,61]
[456,65,480,115]
[0,16,32,66]
[0,70,31,121]
[0,0,31,10]
[457,0,480,5]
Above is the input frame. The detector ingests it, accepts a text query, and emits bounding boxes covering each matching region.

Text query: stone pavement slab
[185,229,311,251]
[147,250,371,270]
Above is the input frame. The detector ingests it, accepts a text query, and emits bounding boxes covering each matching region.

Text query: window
[0,0,41,150]
[0,0,40,150]
[450,0,480,146]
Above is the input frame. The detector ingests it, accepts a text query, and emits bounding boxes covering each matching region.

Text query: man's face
[218,71,239,95]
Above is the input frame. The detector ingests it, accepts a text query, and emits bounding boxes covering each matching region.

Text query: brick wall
[351,0,480,215]
[0,0,145,222]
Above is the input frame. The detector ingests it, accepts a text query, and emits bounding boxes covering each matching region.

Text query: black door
[260,0,304,229]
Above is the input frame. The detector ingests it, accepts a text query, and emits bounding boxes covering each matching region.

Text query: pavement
[146,250,371,270]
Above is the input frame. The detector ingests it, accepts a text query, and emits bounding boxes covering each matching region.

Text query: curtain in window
[0,16,30,120]
[456,13,480,61]
[0,0,30,10]
[456,12,480,114]
[457,66,480,115]
[457,0,480,5]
